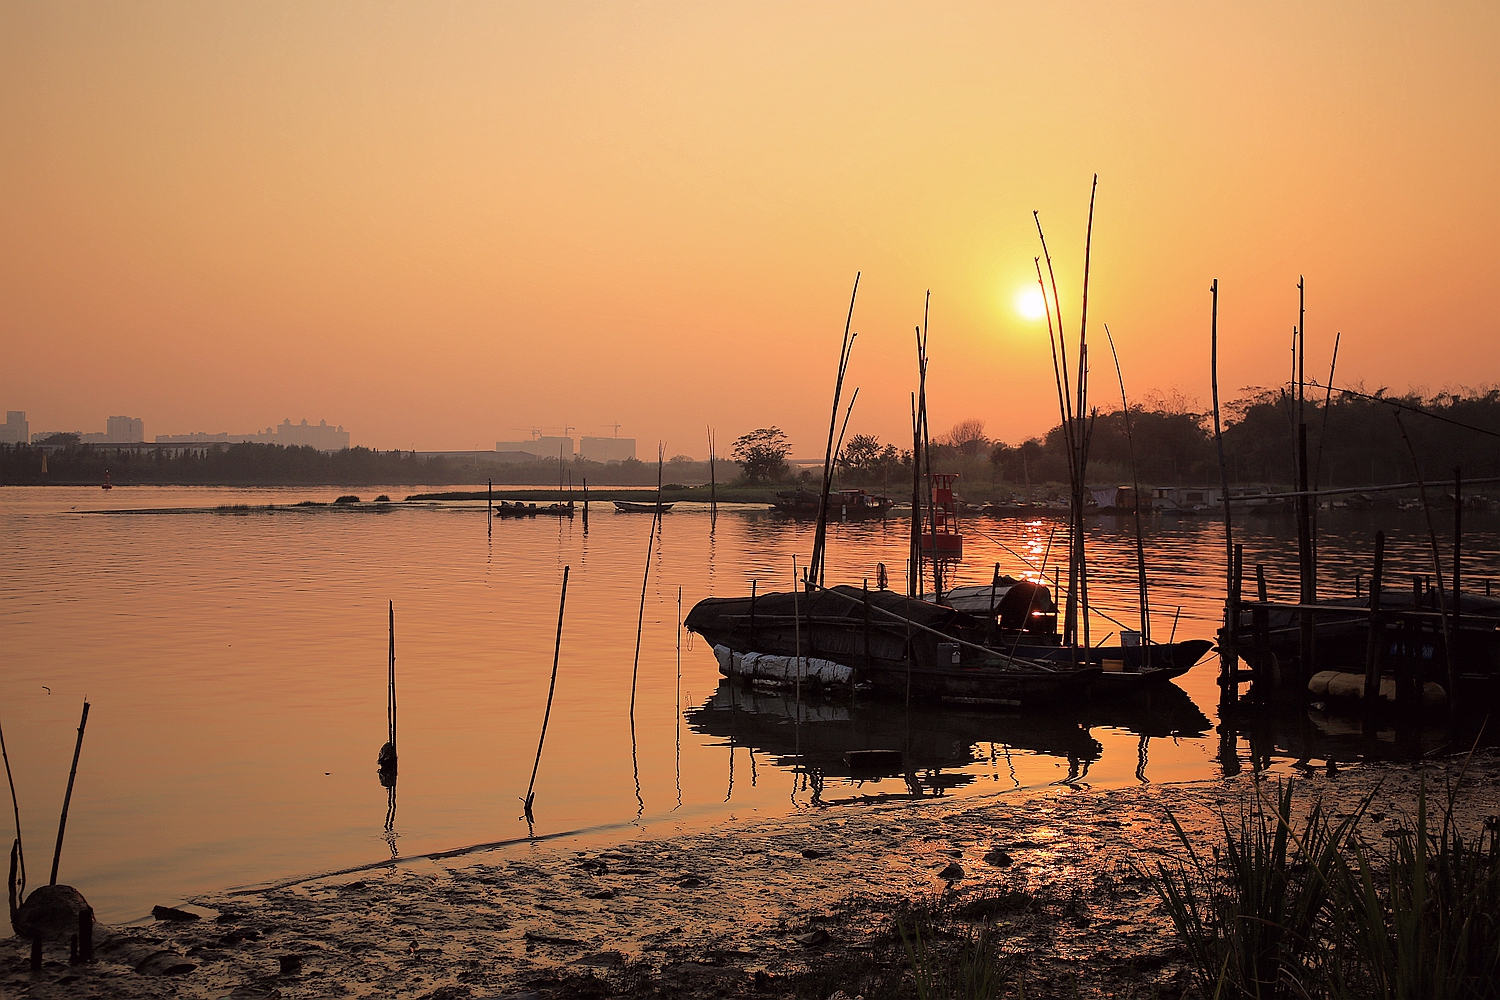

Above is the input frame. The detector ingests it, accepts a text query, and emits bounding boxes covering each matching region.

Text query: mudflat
[5,751,1495,1000]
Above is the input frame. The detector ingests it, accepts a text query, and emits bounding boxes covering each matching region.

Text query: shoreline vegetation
[5,387,1499,493]
[2,751,1494,998]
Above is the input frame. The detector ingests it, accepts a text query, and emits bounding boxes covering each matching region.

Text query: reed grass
[1151,776,1500,1000]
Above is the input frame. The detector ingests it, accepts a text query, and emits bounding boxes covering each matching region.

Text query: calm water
[2,485,1497,922]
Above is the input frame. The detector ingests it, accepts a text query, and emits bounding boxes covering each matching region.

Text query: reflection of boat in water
[613,500,674,513]
[772,487,894,519]
[685,678,1210,795]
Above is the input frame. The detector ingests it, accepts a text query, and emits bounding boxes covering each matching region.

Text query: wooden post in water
[582,478,589,531]
[1362,531,1386,716]
[747,580,757,652]
[523,566,570,822]
[1295,279,1315,689]
[1252,564,1271,701]
[1453,467,1462,633]
[1210,279,1238,701]
[708,429,717,522]
[49,701,89,886]
[377,602,398,777]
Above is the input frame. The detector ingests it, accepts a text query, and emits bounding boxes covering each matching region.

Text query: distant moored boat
[613,500,673,513]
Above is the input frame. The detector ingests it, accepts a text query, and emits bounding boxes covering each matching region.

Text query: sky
[2,2,1497,456]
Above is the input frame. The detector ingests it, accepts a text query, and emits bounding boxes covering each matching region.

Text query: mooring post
[1397,576,1421,717]
[860,578,870,699]
[1362,531,1386,716]
[748,579,757,651]
[1453,467,1462,634]
[1296,423,1315,691]
[1251,563,1271,700]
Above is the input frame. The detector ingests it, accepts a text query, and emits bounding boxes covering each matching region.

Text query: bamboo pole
[523,566,570,821]
[1105,326,1151,658]
[909,394,922,599]
[50,700,89,885]
[1,713,23,900]
[1295,280,1315,687]
[708,429,716,522]
[809,274,860,588]
[1394,413,1457,720]
[1362,531,1386,716]
[1075,176,1099,655]
[1453,467,1462,630]
[629,447,665,719]
[1210,279,1237,695]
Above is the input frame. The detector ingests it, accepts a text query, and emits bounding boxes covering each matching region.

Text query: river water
[2,485,1497,922]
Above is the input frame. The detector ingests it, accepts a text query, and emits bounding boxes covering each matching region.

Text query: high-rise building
[494,436,575,459]
[105,415,145,442]
[0,411,28,445]
[579,436,636,463]
[275,419,350,452]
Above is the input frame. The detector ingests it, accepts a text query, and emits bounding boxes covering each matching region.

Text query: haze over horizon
[3,3,1497,458]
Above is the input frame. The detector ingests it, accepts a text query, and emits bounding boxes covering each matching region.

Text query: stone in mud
[586,888,615,899]
[939,862,965,881]
[278,954,303,974]
[800,848,825,859]
[983,848,1014,867]
[152,905,201,922]
[793,928,830,947]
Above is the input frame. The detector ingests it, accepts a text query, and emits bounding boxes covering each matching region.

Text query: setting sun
[1016,287,1048,321]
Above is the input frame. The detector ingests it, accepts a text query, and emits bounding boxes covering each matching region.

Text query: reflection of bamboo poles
[50,701,89,885]
[523,566,570,823]
[674,586,682,812]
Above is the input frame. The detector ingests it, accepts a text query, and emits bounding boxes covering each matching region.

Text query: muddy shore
[6,750,1496,999]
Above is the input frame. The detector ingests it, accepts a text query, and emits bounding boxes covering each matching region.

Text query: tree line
[736,386,1500,491]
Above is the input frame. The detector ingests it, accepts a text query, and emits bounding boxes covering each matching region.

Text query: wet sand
[6,750,1496,999]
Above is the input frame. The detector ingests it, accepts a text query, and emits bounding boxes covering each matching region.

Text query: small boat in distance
[101,470,112,490]
[772,487,893,518]
[494,501,574,518]
[613,500,674,513]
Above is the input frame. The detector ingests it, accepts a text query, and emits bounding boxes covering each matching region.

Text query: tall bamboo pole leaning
[50,700,89,886]
[523,566,570,823]
[1210,280,1237,695]
[1034,218,1080,650]
[2,713,24,902]
[808,274,860,590]
[1295,278,1315,685]
[1073,176,1099,653]
[1105,326,1151,660]
[1393,413,1457,722]
[629,446,666,720]
[909,394,922,598]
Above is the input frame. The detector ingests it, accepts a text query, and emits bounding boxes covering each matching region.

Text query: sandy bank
[5,751,1496,999]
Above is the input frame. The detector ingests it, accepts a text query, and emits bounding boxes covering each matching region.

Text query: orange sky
[2,2,1496,457]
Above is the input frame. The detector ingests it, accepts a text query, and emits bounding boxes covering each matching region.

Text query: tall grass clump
[1151,776,1500,1000]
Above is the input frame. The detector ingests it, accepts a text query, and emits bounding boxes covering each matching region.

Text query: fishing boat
[613,500,674,513]
[493,501,575,518]
[772,488,893,519]
[684,585,1099,708]
[939,581,1213,693]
